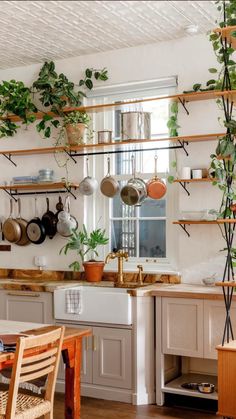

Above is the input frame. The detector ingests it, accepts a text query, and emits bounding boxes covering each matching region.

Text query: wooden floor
[54,394,218,418]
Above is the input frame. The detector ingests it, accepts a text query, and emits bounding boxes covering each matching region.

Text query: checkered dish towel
[66,288,82,314]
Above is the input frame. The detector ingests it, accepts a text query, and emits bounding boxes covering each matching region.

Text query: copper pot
[146,156,166,199]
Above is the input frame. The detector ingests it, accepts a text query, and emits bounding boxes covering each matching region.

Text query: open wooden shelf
[214,25,236,49]
[1,90,236,122]
[174,178,213,183]
[0,182,79,191]
[0,132,224,160]
[174,219,236,225]
[215,281,236,287]
[162,373,218,400]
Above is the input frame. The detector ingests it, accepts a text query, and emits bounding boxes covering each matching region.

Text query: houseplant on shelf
[63,111,91,145]
[60,224,109,282]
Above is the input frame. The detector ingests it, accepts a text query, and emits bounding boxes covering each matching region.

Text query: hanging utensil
[41,197,57,239]
[55,196,64,220]
[79,157,98,196]
[15,198,30,246]
[146,155,167,199]
[26,197,46,245]
[3,199,22,243]
[120,156,147,206]
[100,157,119,198]
[57,196,78,237]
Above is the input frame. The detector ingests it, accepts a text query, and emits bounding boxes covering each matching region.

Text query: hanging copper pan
[146,156,166,200]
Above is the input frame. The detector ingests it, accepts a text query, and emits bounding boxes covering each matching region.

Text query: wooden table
[0,320,91,419]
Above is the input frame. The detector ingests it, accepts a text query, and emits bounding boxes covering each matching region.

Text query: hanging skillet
[26,197,46,245]
[120,155,147,206]
[41,197,57,239]
[3,199,22,243]
[100,157,119,198]
[16,198,30,246]
[146,155,167,199]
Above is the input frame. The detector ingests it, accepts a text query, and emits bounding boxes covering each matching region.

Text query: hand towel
[65,288,82,314]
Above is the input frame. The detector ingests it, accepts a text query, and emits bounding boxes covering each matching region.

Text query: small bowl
[202,276,216,286]
[198,383,215,394]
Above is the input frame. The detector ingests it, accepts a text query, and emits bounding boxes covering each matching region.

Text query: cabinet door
[204,299,236,359]
[162,297,204,357]
[56,322,93,384]
[93,326,132,389]
[2,291,54,324]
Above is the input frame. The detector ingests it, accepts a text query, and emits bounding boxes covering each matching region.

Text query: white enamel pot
[79,157,98,196]
[100,157,119,198]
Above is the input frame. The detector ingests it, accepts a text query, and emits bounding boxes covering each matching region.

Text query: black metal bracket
[2,153,17,167]
[179,181,190,196]
[3,187,77,201]
[178,97,189,115]
[177,140,189,156]
[177,223,190,237]
[64,149,77,164]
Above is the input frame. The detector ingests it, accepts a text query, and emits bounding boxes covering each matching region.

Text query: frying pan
[3,199,22,243]
[100,157,119,198]
[146,156,167,200]
[120,156,147,206]
[26,197,46,245]
[42,197,57,239]
[16,198,30,246]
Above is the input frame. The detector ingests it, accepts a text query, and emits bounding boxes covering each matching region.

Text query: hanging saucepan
[79,157,98,196]
[3,199,22,243]
[120,156,147,206]
[26,197,46,245]
[57,196,78,237]
[100,157,119,198]
[15,198,30,246]
[41,197,57,239]
[146,155,167,199]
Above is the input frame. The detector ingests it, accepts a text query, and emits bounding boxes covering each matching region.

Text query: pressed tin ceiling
[0,1,218,69]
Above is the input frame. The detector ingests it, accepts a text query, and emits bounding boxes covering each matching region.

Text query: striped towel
[65,288,82,314]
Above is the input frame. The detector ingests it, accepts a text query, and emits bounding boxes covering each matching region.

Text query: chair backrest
[5,326,64,418]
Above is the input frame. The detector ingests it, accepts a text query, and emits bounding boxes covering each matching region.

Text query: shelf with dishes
[162,373,218,401]
[1,89,236,123]
[0,181,79,200]
[173,218,236,237]
[0,132,225,166]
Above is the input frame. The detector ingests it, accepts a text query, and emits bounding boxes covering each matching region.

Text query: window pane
[139,220,166,258]
[111,220,137,256]
[140,198,166,217]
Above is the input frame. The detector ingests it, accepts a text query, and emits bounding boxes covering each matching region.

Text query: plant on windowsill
[60,224,109,282]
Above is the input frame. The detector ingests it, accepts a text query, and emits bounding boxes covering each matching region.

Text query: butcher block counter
[150,283,227,300]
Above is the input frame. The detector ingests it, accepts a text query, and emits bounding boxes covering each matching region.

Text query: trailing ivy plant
[0,80,37,138]
[167,101,180,184]
[33,61,108,138]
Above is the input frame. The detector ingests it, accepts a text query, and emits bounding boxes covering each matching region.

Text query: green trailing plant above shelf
[63,110,91,127]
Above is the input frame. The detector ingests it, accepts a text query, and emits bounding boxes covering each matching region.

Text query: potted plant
[60,224,109,282]
[63,111,91,145]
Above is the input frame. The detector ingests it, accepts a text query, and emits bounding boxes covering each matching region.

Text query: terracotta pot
[65,123,86,145]
[83,261,105,282]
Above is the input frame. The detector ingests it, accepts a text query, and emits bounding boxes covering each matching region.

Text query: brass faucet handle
[137,264,143,285]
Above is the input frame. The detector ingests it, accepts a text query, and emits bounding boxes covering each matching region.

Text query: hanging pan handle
[86,157,90,177]
[131,155,136,179]
[154,155,158,178]
[107,157,111,177]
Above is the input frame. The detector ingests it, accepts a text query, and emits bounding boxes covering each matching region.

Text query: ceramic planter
[83,261,105,282]
[65,123,86,145]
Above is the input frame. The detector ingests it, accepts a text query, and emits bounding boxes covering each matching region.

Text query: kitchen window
[85,77,177,268]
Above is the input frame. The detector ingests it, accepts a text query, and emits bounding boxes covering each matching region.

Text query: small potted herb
[60,224,109,282]
[63,111,91,145]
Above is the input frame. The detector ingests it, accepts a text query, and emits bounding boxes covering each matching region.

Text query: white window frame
[84,77,179,274]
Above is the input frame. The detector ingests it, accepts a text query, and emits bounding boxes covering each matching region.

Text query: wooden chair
[0,326,64,419]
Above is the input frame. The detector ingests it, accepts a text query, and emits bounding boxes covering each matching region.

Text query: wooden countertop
[150,283,228,300]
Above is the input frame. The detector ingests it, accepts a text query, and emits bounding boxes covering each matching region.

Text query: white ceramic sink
[54,286,132,325]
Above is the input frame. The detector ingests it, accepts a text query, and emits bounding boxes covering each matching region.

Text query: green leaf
[85,68,93,78]
[167,175,175,184]
[193,83,201,91]
[208,68,218,73]
[231,30,236,38]
[44,126,51,138]
[85,79,93,90]
[206,79,216,86]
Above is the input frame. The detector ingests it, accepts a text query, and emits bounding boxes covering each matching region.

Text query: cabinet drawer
[162,297,204,358]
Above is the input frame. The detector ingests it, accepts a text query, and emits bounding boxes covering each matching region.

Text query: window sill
[104,260,178,275]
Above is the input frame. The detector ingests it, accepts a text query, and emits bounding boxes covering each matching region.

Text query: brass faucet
[105,250,129,284]
[137,264,143,285]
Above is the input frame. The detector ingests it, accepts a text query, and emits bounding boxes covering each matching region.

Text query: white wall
[0,33,227,281]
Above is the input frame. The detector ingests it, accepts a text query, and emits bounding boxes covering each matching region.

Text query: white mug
[192,169,202,179]
[181,167,191,179]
